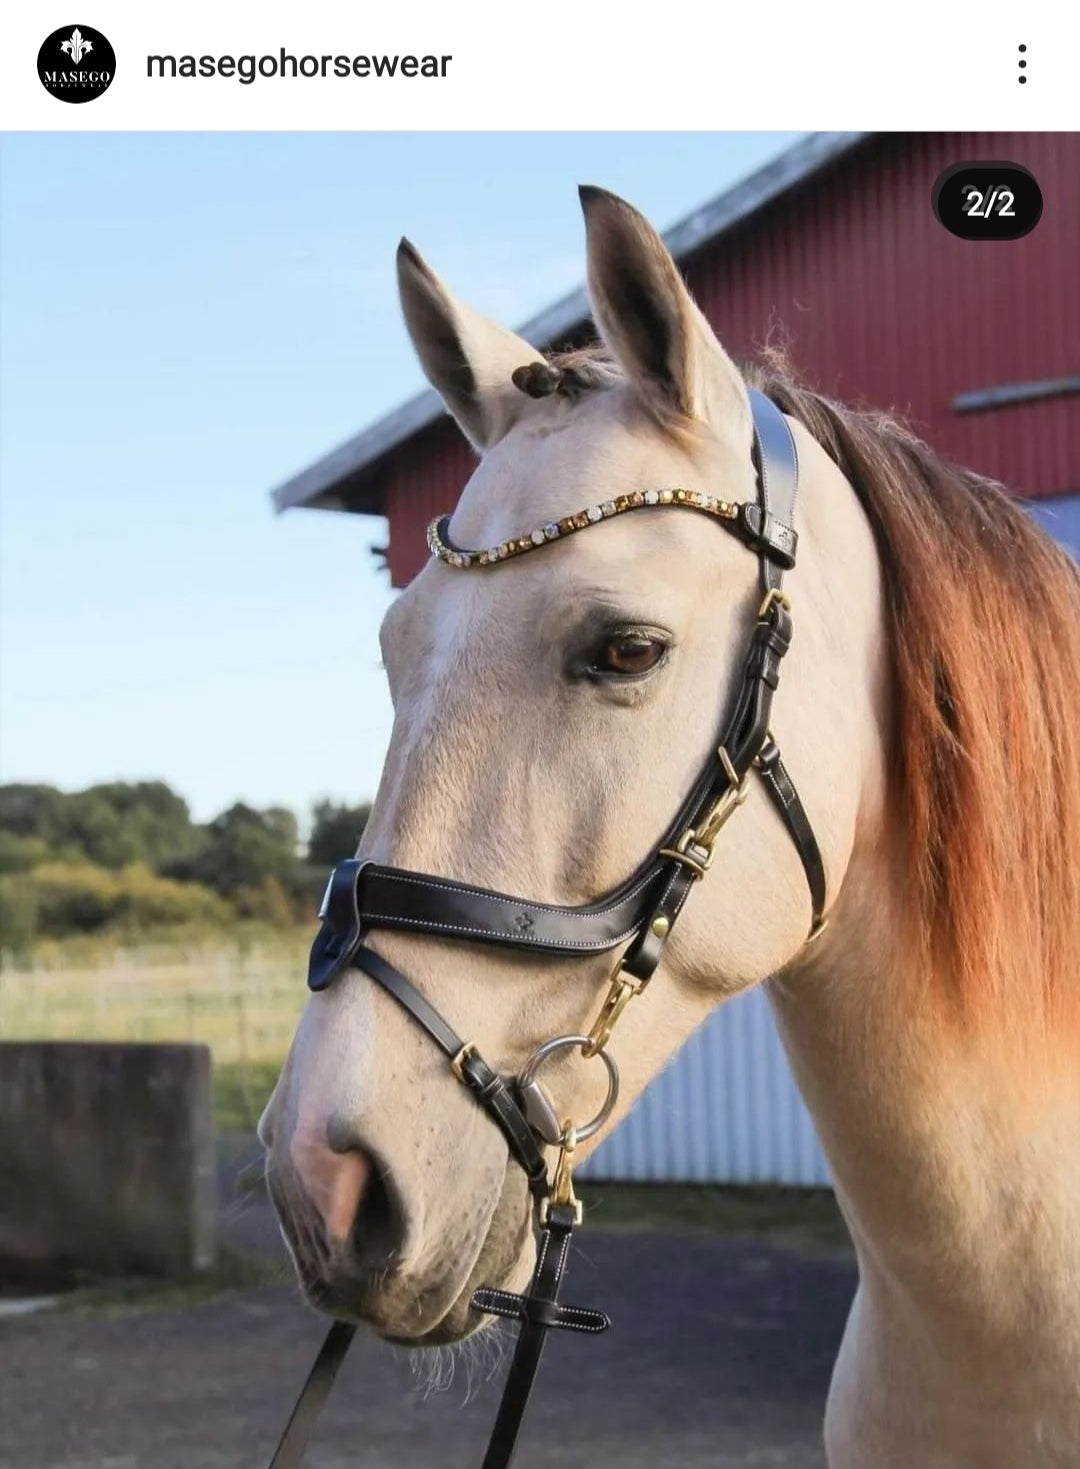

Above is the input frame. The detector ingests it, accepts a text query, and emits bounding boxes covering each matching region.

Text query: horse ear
[396,239,547,452]
[578,186,751,444]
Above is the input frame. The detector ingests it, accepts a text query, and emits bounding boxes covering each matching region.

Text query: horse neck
[765,836,1080,1345]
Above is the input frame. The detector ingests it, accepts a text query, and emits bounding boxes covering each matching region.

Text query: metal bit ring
[516,1034,620,1143]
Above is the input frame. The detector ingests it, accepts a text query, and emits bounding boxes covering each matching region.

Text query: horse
[261,186,1080,1468]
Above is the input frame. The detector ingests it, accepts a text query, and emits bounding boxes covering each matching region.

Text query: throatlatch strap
[754,737,828,932]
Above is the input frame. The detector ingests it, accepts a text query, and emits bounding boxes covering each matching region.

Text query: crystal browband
[426,487,741,568]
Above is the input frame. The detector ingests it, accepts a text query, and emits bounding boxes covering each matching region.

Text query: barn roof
[271,131,871,517]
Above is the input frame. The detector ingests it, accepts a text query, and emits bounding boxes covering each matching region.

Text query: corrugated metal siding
[386,131,1079,587]
[577,986,831,1186]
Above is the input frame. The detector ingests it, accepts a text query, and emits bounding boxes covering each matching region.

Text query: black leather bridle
[268,390,827,1469]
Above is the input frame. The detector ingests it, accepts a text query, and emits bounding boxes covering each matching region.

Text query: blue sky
[0,131,801,826]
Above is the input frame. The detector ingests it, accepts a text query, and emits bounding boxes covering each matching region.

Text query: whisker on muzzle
[407,1320,511,1403]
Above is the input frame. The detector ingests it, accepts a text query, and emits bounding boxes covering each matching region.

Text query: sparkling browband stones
[427,489,740,568]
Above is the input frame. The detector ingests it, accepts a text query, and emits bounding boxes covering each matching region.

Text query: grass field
[0,935,309,1130]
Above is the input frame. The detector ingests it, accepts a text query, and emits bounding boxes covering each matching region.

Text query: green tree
[0,784,67,845]
[0,832,55,874]
[308,800,371,867]
[177,802,300,899]
[0,780,201,870]
[63,782,201,868]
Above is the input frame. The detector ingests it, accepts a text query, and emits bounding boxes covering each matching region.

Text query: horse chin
[390,1174,537,1347]
[405,1210,536,1346]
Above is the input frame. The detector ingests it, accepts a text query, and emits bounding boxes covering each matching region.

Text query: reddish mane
[750,362,1080,1034]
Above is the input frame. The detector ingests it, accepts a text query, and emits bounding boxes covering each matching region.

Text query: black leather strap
[754,738,828,932]
[622,594,795,979]
[323,859,671,966]
[732,501,798,568]
[268,1320,356,1469]
[349,945,549,1194]
[307,877,547,1189]
[748,388,799,595]
[473,1203,605,1469]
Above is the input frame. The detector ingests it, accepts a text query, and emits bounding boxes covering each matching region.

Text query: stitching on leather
[784,410,800,483]
[474,1291,606,1332]
[765,769,797,812]
[554,1232,572,1280]
[359,910,644,950]
[475,1290,524,1312]
[364,866,660,920]
[550,1309,608,1332]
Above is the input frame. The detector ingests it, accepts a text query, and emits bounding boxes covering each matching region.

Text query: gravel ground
[0,1142,856,1469]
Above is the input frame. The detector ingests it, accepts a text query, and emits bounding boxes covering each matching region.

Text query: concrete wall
[0,1043,215,1285]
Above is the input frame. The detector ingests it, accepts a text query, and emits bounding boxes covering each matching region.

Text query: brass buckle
[657,829,713,880]
[450,1041,478,1084]
[658,747,749,879]
[539,1124,583,1226]
[758,587,792,620]
[693,748,749,849]
[581,967,643,1058]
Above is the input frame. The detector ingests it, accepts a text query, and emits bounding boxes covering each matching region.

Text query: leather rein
[268,389,827,1469]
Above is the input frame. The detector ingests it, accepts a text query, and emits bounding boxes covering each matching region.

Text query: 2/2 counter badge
[38,25,115,103]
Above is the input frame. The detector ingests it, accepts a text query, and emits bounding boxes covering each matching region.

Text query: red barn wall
[383,131,1079,588]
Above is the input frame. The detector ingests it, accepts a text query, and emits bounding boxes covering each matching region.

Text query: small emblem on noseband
[514,912,534,932]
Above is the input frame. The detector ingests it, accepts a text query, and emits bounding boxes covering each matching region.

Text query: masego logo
[38,24,116,103]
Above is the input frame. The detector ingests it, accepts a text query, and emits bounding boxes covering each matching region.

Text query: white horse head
[263,188,1080,1466]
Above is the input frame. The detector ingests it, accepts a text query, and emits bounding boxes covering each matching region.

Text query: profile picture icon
[37,24,116,103]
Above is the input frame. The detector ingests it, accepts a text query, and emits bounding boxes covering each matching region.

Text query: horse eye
[591,633,668,678]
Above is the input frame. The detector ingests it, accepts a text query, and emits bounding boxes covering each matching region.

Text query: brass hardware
[658,835,711,879]
[752,729,777,769]
[516,1034,620,1142]
[758,587,792,620]
[658,747,749,879]
[695,749,747,849]
[581,967,643,1058]
[807,915,829,944]
[450,1041,478,1084]
[540,1124,583,1226]
[650,915,670,939]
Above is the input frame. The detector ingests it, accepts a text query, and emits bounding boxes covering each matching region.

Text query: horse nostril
[349,1158,406,1275]
[289,1128,372,1243]
[287,1127,406,1278]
